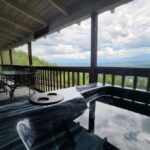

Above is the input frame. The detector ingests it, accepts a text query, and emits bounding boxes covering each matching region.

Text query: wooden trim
[0,25,24,38]
[0,13,33,32]
[0,37,16,43]
[47,0,68,16]
[0,34,19,42]
[0,39,12,44]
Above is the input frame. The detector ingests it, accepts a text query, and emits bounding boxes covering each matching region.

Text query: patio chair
[0,80,6,93]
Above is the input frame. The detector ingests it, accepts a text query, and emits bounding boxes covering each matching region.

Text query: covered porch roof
[0,0,132,51]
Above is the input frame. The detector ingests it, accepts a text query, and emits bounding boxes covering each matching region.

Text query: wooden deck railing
[34,66,90,92]
[1,65,150,92]
[96,67,150,91]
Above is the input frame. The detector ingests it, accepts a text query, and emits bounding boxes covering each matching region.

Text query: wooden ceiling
[0,0,133,51]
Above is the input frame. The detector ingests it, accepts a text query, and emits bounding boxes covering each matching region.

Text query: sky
[17,0,150,66]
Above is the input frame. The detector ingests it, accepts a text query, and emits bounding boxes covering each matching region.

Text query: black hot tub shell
[81,86,150,116]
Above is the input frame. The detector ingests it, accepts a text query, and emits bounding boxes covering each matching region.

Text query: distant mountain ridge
[98,54,150,67]
[56,54,150,68]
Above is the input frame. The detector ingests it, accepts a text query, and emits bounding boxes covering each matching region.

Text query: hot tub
[1,84,150,150]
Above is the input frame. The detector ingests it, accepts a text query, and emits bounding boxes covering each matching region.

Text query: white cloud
[98,47,150,59]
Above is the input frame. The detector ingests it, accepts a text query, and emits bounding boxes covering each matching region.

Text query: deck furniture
[0,80,5,93]
[0,70,35,98]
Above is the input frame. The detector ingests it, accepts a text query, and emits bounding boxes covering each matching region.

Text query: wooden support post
[90,12,98,83]
[0,52,3,65]
[9,49,13,65]
[89,13,98,132]
[28,42,32,66]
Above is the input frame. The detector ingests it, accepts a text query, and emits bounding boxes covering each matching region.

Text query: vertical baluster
[43,69,45,91]
[147,77,150,92]
[47,70,50,91]
[50,70,52,91]
[46,69,49,91]
[39,70,41,90]
[72,72,74,86]
[53,70,55,90]
[41,70,42,91]
[56,71,59,89]
[133,76,137,90]
[63,71,66,88]
[35,70,37,89]
[39,70,42,90]
[68,71,70,87]
[42,70,44,91]
[59,71,62,89]
[45,70,47,91]
[121,75,125,88]
[112,74,115,86]
[41,70,43,91]
[103,74,106,85]
[35,69,37,89]
[55,70,56,90]
[44,69,46,91]
[51,70,53,90]
[43,70,45,91]
[83,72,85,85]
[40,70,42,91]
[38,70,39,90]
[77,72,80,85]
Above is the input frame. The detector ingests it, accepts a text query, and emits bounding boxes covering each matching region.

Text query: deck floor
[0,87,38,101]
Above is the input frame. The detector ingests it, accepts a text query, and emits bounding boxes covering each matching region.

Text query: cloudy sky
[18,0,150,66]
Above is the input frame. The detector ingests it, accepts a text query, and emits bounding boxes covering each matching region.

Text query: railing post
[9,49,13,65]
[0,52,3,65]
[28,41,32,66]
[90,12,98,83]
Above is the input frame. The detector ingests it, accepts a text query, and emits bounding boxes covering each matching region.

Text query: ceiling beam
[0,45,7,49]
[0,24,24,38]
[0,46,5,50]
[0,41,7,44]
[0,42,8,47]
[0,13,33,32]
[0,34,18,41]
[47,0,68,16]
[0,36,15,43]
[0,30,21,39]
[0,39,12,44]
[1,0,47,26]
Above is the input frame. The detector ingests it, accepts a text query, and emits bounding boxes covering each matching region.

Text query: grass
[1,49,56,66]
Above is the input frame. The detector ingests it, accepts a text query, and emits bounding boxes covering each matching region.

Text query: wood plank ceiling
[0,0,133,51]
